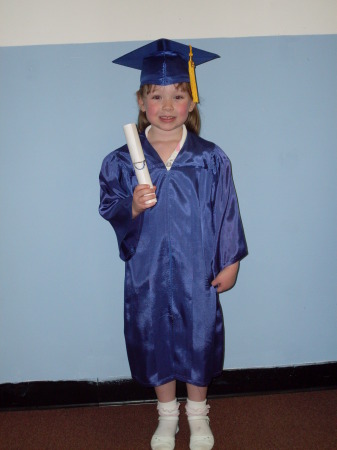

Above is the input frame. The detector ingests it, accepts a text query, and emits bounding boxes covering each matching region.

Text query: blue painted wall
[0,35,336,383]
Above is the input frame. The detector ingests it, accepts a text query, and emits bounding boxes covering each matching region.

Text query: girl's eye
[151,95,161,100]
[175,95,184,100]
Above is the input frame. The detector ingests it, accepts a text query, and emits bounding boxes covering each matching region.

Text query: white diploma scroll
[123,123,157,205]
[123,123,153,187]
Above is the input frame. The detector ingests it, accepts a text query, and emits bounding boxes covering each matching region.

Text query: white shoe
[150,417,179,450]
[151,434,176,450]
[188,416,214,450]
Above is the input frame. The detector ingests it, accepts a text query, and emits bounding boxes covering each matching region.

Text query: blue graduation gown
[99,131,248,387]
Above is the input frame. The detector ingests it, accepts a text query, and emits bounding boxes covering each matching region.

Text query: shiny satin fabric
[141,51,190,86]
[99,131,248,387]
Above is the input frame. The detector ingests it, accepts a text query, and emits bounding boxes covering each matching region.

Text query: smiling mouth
[160,116,175,120]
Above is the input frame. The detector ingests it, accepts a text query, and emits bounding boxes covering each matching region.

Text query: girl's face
[138,84,195,133]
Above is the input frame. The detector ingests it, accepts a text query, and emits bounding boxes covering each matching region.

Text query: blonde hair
[136,83,201,135]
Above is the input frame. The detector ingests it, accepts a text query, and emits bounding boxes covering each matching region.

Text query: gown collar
[144,125,187,170]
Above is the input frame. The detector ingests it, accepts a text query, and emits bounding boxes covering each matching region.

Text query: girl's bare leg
[186,383,207,401]
[155,380,176,402]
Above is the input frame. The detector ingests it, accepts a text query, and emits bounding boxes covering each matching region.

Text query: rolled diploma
[123,123,153,187]
[123,123,156,205]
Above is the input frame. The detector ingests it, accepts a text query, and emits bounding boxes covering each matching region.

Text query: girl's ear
[189,102,196,113]
[137,94,146,112]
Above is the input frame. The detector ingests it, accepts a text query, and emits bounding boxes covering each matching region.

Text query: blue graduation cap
[112,38,220,103]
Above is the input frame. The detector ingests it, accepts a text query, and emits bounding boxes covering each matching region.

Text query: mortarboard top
[112,38,220,103]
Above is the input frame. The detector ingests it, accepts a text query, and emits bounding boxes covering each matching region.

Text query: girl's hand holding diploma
[132,184,157,219]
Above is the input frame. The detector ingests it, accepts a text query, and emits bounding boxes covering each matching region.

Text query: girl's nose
[162,99,173,110]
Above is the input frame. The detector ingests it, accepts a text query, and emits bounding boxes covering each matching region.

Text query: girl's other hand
[211,262,239,293]
[132,184,157,219]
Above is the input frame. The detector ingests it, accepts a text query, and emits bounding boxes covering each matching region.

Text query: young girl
[99,39,248,450]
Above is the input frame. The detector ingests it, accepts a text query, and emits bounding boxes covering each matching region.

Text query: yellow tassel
[188,45,199,103]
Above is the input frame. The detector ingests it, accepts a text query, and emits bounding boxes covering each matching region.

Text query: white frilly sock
[186,399,214,450]
[151,399,180,450]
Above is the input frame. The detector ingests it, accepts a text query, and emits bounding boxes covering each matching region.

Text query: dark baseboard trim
[1,362,336,411]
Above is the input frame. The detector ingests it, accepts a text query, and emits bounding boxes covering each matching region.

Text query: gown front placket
[143,125,189,380]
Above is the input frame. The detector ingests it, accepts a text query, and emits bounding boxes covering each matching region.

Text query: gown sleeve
[211,148,248,275]
[99,152,142,262]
